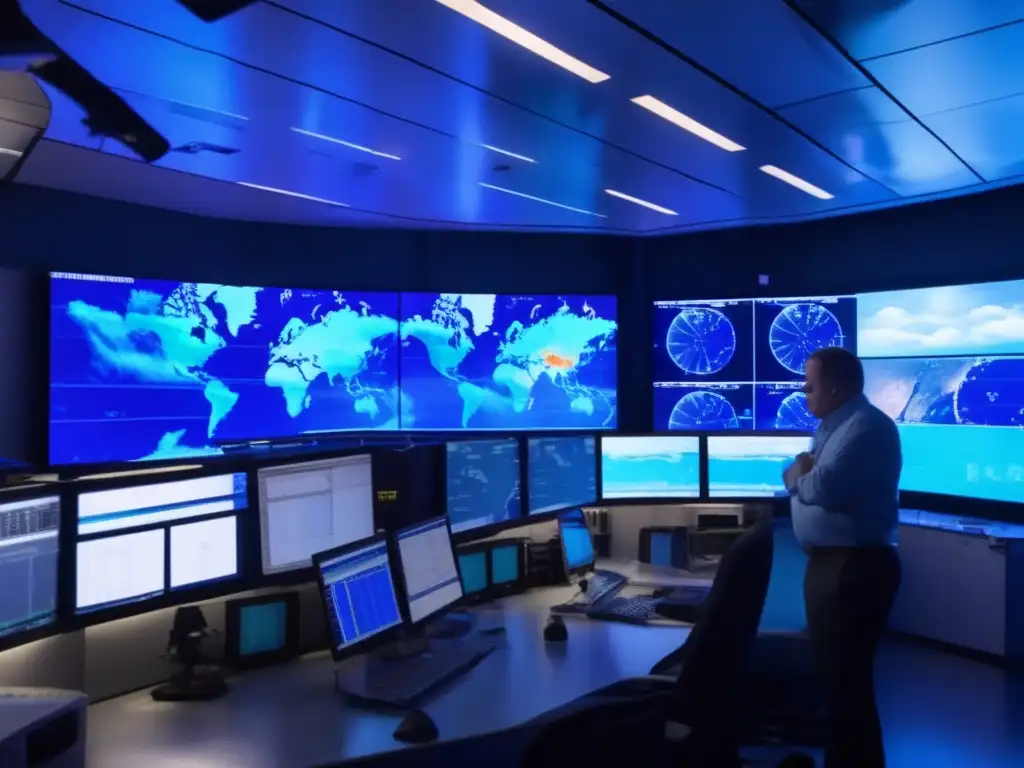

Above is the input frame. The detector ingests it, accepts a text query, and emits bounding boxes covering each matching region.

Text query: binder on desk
[638,527,689,571]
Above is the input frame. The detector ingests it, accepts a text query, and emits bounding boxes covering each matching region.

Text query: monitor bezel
[557,508,596,579]
[597,432,706,505]
[312,532,405,663]
[223,591,301,671]
[454,541,493,600]
[445,436,526,544]
[704,431,814,504]
[393,515,464,627]
[524,434,599,518]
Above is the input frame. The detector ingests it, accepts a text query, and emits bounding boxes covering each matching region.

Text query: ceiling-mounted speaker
[175,0,258,21]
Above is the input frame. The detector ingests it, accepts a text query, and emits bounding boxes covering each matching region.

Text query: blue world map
[399,293,618,431]
[49,275,399,464]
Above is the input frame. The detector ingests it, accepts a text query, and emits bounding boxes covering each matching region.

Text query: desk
[85,584,696,768]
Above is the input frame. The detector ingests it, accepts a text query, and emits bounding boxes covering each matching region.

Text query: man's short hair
[809,346,864,393]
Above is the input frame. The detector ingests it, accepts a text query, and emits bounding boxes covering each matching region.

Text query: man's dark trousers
[804,546,901,768]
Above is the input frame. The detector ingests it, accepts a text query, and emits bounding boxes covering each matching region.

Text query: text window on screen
[76,529,165,611]
[0,496,60,635]
[170,516,238,589]
[398,521,461,623]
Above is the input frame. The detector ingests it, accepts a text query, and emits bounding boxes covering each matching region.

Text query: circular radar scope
[769,303,844,375]
[669,390,740,430]
[776,392,818,431]
[667,307,736,376]
[953,357,1024,427]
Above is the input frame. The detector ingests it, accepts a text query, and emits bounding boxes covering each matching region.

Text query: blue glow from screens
[238,601,287,656]
[445,439,522,534]
[399,293,618,431]
[317,540,402,653]
[0,496,59,638]
[49,274,399,464]
[558,510,594,571]
[491,544,519,585]
[458,551,488,594]
[527,436,597,515]
[652,297,855,433]
[650,532,673,567]
[707,436,812,498]
[600,436,700,499]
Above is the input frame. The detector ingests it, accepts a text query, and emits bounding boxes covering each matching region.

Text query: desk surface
[86,577,701,768]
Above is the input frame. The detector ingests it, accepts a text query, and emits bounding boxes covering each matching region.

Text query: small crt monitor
[557,509,595,575]
[457,549,489,597]
[314,535,403,659]
[0,492,60,639]
[445,439,522,535]
[490,542,520,586]
[224,592,299,670]
[527,436,598,515]
[650,531,674,567]
[258,454,375,575]
[600,436,700,500]
[396,517,463,624]
[707,435,813,498]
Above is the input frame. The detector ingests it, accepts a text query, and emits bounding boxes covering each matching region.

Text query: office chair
[521,521,776,766]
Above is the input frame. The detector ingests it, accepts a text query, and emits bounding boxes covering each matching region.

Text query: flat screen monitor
[76,528,166,613]
[48,272,400,464]
[169,515,238,589]
[527,436,597,515]
[457,551,488,595]
[490,543,519,585]
[649,531,673,567]
[396,517,463,624]
[600,436,700,500]
[77,472,247,536]
[707,435,813,498]
[257,454,375,574]
[0,494,60,639]
[557,509,595,574]
[399,292,618,430]
[315,536,403,656]
[445,439,522,534]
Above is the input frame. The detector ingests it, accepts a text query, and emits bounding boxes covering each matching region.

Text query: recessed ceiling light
[759,165,833,200]
[237,182,349,207]
[291,128,401,161]
[0,147,23,157]
[604,189,677,216]
[436,0,610,84]
[481,144,536,163]
[630,95,745,153]
[479,182,605,217]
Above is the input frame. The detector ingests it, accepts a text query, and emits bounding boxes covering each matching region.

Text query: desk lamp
[151,606,228,702]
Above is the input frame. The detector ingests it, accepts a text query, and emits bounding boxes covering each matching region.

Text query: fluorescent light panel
[759,165,833,200]
[0,147,23,157]
[291,128,401,161]
[436,0,610,83]
[631,95,744,153]
[479,182,605,218]
[481,144,536,163]
[237,182,349,207]
[604,189,677,216]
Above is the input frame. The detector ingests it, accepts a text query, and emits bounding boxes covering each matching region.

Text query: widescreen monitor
[557,509,595,574]
[399,292,618,431]
[315,536,403,657]
[445,439,521,534]
[527,436,597,515]
[858,278,1024,505]
[169,515,238,589]
[652,295,855,433]
[395,517,463,624]
[76,529,166,613]
[0,494,60,639]
[48,272,400,464]
[257,454,375,575]
[600,436,700,500]
[707,436,812,498]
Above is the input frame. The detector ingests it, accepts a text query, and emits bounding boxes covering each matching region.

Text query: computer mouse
[652,587,673,599]
[544,616,568,643]
[393,709,438,744]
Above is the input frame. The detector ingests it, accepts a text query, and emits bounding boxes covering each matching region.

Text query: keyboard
[551,569,627,615]
[587,595,662,625]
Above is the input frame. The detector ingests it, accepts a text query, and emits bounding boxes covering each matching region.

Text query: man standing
[784,347,902,768]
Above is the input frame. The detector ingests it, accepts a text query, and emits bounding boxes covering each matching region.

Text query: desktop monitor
[395,517,463,624]
[457,549,489,596]
[557,509,595,577]
[313,534,404,660]
[257,453,376,575]
[224,592,300,670]
[0,491,60,643]
[650,531,674,567]
[707,435,813,498]
[490,542,520,587]
[445,439,522,535]
[599,436,700,500]
[527,436,598,515]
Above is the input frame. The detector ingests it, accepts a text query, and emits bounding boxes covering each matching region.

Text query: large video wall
[48,274,618,464]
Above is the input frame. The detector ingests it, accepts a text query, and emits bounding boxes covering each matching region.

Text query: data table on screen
[0,496,60,636]
[398,521,462,623]
[326,562,402,647]
[76,529,165,612]
[170,516,238,589]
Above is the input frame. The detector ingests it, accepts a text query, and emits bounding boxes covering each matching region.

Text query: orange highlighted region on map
[544,352,575,370]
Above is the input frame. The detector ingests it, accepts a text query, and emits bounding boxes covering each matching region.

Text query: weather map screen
[527,436,597,515]
[49,272,400,464]
[600,436,700,500]
[652,296,855,433]
[707,436,812,498]
[445,439,522,534]
[399,293,618,431]
[858,279,1024,504]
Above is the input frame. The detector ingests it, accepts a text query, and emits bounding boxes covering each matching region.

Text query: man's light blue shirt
[790,394,902,550]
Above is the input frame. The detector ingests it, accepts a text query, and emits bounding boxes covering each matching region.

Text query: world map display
[49,274,399,464]
[399,293,618,431]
